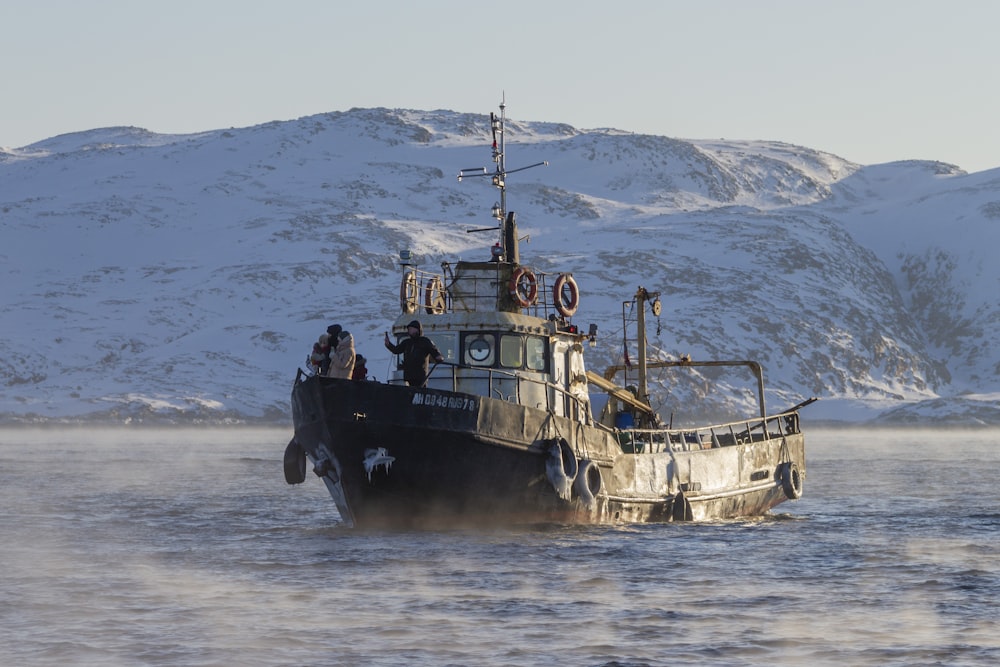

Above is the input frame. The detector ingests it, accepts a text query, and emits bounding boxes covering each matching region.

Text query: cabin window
[499,334,524,368]
[525,336,547,371]
[428,333,457,363]
[461,332,548,371]
[463,333,495,366]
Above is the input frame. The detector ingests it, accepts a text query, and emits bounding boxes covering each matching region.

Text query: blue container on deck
[615,411,634,429]
[615,411,642,452]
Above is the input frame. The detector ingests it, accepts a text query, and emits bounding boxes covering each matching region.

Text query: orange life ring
[424,276,446,314]
[553,273,579,317]
[508,267,538,307]
[399,270,418,314]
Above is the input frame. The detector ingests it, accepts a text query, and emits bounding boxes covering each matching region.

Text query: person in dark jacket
[383,320,444,386]
[320,324,342,375]
[352,354,368,381]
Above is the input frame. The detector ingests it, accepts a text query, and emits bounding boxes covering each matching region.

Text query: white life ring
[552,273,579,317]
[399,270,418,314]
[509,267,538,307]
[424,276,446,314]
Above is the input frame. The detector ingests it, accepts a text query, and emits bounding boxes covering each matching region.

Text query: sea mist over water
[1,427,998,666]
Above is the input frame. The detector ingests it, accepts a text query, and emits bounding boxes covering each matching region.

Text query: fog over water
[1,427,998,666]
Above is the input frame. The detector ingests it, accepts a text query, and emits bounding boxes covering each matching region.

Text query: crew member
[383,320,444,386]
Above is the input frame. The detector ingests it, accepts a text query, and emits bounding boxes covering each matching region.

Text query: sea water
[1,427,998,667]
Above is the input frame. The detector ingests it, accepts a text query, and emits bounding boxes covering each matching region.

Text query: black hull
[289,372,806,529]
[292,373,598,527]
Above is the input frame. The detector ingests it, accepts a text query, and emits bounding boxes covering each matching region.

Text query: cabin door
[565,346,589,423]
[549,340,569,418]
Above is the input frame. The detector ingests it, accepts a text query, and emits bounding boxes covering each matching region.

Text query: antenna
[457,98,547,263]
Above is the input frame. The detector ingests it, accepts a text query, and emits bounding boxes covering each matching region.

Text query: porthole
[464,333,495,366]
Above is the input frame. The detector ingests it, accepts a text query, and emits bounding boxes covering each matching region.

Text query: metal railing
[401,264,570,319]
[613,410,804,454]
[387,361,594,424]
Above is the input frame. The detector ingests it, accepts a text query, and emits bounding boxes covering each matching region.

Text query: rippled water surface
[2,427,998,666]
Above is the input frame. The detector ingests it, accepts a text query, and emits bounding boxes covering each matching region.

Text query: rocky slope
[2,108,997,424]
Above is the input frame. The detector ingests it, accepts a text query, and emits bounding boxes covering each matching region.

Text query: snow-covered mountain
[2,108,998,425]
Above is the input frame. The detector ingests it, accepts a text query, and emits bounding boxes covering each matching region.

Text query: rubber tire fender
[283,439,307,485]
[779,461,803,500]
[555,438,578,482]
[574,459,603,510]
[544,437,578,501]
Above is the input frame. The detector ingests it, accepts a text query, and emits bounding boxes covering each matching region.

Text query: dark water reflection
[1,427,998,666]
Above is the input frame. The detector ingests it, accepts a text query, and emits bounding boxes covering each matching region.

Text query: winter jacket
[385,333,443,386]
[316,333,332,374]
[352,355,368,381]
[327,332,356,379]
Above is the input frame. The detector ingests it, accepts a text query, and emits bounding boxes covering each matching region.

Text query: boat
[284,101,814,528]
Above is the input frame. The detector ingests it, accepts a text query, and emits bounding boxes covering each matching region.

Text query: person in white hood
[327,330,356,379]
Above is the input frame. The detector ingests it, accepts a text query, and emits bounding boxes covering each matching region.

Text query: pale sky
[3,0,998,172]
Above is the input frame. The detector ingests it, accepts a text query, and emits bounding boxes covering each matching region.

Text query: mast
[629,287,770,423]
[634,287,661,415]
[491,102,518,265]
[458,98,546,266]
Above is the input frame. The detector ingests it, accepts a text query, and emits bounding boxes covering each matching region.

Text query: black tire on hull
[574,459,603,510]
[778,461,803,500]
[555,438,578,481]
[545,438,580,501]
[672,491,693,521]
[283,439,307,485]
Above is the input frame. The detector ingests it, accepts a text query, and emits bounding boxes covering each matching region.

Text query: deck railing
[614,410,803,454]
[386,361,594,424]
[401,264,572,319]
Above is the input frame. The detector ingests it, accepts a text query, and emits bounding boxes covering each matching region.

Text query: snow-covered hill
[2,108,998,424]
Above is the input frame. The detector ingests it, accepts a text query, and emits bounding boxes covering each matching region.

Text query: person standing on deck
[352,354,368,380]
[320,324,341,375]
[384,320,444,387]
[328,330,356,379]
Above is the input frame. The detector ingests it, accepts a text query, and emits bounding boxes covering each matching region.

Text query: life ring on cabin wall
[552,273,579,317]
[399,270,419,314]
[508,267,538,308]
[424,276,446,314]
